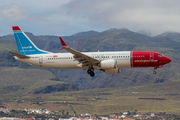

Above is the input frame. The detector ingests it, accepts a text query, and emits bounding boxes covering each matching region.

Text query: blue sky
[1,0,180,36]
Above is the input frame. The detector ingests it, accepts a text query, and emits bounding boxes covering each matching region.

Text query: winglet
[59,37,67,49]
[60,37,67,46]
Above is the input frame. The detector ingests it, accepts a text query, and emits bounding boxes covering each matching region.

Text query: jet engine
[100,59,117,69]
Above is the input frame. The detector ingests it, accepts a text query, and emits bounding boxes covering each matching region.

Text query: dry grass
[3,80,180,115]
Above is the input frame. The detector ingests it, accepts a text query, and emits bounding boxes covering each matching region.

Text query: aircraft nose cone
[166,57,171,64]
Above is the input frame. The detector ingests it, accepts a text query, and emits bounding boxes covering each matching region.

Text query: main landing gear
[87,66,95,77]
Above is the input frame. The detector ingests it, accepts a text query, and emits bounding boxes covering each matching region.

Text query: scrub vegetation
[3,80,180,115]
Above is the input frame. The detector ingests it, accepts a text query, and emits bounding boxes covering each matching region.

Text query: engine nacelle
[100,59,117,69]
[105,68,120,74]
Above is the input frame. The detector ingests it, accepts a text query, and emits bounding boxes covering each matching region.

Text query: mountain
[156,32,180,42]
[0,30,99,51]
[0,28,179,90]
[1,29,180,115]
[0,67,78,96]
[63,30,99,42]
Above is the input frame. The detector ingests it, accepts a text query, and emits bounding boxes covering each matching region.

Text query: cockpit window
[158,54,164,57]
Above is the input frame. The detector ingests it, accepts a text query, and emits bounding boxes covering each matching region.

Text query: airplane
[8,26,171,77]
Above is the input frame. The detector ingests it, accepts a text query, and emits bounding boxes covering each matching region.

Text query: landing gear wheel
[87,66,95,77]
[90,71,95,77]
[87,69,91,74]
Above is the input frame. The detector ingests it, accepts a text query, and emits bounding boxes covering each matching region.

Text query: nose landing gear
[87,66,95,77]
[153,68,157,74]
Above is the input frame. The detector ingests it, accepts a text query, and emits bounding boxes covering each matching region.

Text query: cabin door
[39,56,43,64]
[150,53,154,60]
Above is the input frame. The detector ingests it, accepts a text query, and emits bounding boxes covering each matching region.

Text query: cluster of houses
[0,107,178,120]
[105,112,158,120]
[0,106,54,116]
[24,108,55,115]
[58,112,172,120]
[0,106,10,114]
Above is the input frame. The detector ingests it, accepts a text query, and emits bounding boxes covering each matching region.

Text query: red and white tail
[12,26,22,32]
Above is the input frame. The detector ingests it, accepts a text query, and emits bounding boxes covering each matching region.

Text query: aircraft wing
[59,37,100,67]
[8,51,30,58]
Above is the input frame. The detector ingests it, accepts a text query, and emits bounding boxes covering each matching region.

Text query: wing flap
[65,47,99,64]
[8,51,30,58]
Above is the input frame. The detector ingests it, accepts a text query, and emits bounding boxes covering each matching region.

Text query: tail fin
[12,26,50,55]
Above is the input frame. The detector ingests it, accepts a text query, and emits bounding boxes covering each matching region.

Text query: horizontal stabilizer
[8,51,30,58]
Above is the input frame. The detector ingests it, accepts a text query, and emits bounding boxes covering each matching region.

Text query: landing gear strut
[87,66,95,77]
[153,68,157,74]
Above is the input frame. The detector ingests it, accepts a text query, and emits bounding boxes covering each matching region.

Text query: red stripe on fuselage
[132,51,161,67]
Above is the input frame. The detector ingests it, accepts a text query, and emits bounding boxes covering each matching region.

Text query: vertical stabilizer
[12,26,50,55]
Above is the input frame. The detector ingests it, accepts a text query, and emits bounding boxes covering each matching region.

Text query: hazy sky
[1,0,180,36]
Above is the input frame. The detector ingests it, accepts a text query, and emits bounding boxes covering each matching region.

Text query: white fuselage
[11,26,172,76]
[15,51,131,70]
